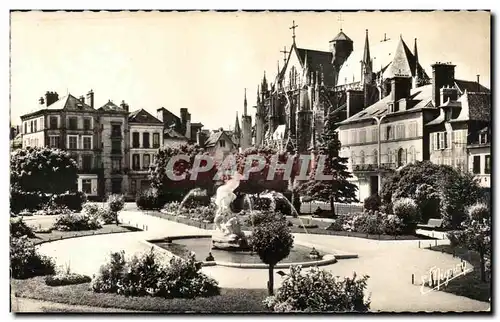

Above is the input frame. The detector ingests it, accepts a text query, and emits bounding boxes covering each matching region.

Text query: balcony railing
[352,163,397,172]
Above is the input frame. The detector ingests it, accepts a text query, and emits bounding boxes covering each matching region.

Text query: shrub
[107,194,125,213]
[45,274,91,286]
[51,191,87,211]
[53,213,102,231]
[97,206,116,224]
[163,201,181,214]
[380,214,403,235]
[91,249,219,298]
[10,236,55,279]
[392,198,418,234]
[415,183,441,223]
[351,214,382,235]
[83,202,115,225]
[467,202,490,221]
[250,217,294,295]
[364,194,381,211]
[10,217,35,238]
[264,265,370,312]
[136,188,165,210]
[10,190,51,214]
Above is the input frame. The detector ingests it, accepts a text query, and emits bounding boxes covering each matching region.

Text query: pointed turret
[362,29,372,77]
[385,36,413,78]
[243,88,248,116]
[261,71,268,93]
[329,28,353,72]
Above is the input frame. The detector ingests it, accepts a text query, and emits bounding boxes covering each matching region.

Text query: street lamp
[371,115,387,194]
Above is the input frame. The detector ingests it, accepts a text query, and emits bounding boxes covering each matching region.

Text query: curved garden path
[35,205,490,313]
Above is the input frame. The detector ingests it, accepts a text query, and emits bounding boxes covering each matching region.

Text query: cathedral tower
[329,28,353,81]
[254,87,264,147]
[241,88,252,149]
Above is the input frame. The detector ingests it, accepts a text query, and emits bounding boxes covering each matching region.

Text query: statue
[212,172,249,250]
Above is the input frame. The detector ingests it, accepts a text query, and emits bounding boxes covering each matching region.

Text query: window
[373,149,378,165]
[473,156,481,174]
[485,155,491,174]
[68,117,78,130]
[111,124,122,137]
[359,129,366,144]
[83,118,92,130]
[396,124,405,140]
[111,141,121,153]
[408,122,417,138]
[82,155,93,171]
[351,152,356,165]
[387,148,393,164]
[33,120,37,132]
[371,128,378,143]
[47,136,58,148]
[132,154,140,170]
[49,116,58,129]
[111,179,122,194]
[153,133,160,148]
[445,109,453,122]
[359,151,365,164]
[397,148,406,167]
[143,154,151,169]
[40,117,44,129]
[68,135,78,149]
[30,121,33,133]
[409,146,416,163]
[386,126,394,141]
[480,133,488,145]
[219,140,226,148]
[83,136,92,150]
[132,132,140,148]
[143,133,150,148]
[111,158,122,171]
[130,179,137,194]
[82,179,92,194]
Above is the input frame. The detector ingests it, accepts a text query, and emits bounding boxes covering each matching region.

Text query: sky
[10,11,490,130]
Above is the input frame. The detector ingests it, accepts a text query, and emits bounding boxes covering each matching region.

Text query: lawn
[144,210,436,241]
[11,276,268,313]
[427,244,491,303]
[29,224,142,245]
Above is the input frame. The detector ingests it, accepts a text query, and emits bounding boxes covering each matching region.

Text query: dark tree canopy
[10,147,78,194]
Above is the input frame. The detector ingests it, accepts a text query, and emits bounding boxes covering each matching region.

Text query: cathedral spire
[243,88,247,116]
[414,38,419,75]
[234,112,241,139]
[257,86,260,105]
[362,29,372,73]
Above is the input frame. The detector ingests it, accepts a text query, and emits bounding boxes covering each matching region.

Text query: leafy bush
[363,194,381,211]
[91,249,220,298]
[107,194,125,213]
[10,236,55,279]
[351,214,382,235]
[136,188,165,210]
[10,190,52,214]
[467,202,490,221]
[264,265,370,312]
[245,211,285,227]
[51,191,87,211]
[53,213,102,231]
[45,273,91,286]
[392,198,418,234]
[415,183,441,223]
[163,201,181,214]
[379,214,403,235]
[10,217,35,238]
[82,203,115,224]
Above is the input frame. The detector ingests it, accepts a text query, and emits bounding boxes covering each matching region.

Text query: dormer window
[479,132,488,144]
[445,109,452,122]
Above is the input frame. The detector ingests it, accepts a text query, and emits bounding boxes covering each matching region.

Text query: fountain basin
[147,235,337,269]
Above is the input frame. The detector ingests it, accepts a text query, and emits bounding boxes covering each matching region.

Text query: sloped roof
[204,131,234,148]
[129,109,163,124]
[466,92,491,122]
[164,128,188,140]
[98,100,128,112]
[455,80,490,94]
[295,47,336,86]
[331,30,352,42]
[339,84,434,125]
[22,94,96,119]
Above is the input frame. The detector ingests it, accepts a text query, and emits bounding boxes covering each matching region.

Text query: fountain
[211,172,249,250]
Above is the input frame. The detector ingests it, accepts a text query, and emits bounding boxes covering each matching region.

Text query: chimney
[390,75,412,103]
[157,107,165,123]
[196,130,206,147]
[440,85,458,104]
[185,113,192,141]
[38,97,45,106]
[86,90,94,109]
[477,74,481,92]
[79,95,85,103]
[120,100,129,112]
[432,62,456,107]
[45,91,59,107]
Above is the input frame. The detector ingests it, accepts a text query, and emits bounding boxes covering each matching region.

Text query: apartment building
[128,108,164,198]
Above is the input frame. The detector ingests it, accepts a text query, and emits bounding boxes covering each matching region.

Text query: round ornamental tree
[249,218,294,295]
[10,147,78,194]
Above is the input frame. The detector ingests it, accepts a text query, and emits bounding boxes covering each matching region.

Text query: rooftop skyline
[10,11,490,130]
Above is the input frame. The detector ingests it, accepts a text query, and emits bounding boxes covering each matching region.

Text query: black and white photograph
[8,10,491,313]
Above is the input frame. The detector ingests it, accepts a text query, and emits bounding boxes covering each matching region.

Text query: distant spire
[315,71,319,89]
[257,87,261,104]
[243,88,248,116]
[234,112,241,138]
[413,38,419,74]
[363,29,371,71]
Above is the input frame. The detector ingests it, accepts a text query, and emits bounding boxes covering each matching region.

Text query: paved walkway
[35,207,490,312]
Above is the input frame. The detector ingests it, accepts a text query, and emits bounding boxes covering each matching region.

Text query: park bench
[417,218,444,230]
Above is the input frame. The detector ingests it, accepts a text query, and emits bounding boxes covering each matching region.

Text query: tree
[249,218,294,295]
[10,147,78,194]
[297,110,358,217]
[149,144,217,202]
[440,171,484,229]
[447,203,491,282]
[107,194,125,225]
